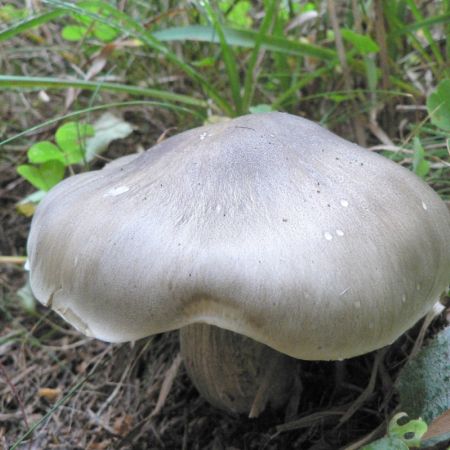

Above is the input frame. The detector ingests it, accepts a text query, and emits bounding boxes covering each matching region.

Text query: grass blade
[43,0,234,115]
[0,10,65,42]
[200,1,242,115]
[241,0,277,112]
[0,75,207,107]
[154,25,337,61]
[271,64,337,109]
[392,13,450,35]
[0,100,203,148]
[404,0,444,65]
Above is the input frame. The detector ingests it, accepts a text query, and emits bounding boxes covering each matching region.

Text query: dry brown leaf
[113,414,134,436]
[87,440,111,450]
[65,44,116,110]
[38,387,62,401]
[423,408,450,439]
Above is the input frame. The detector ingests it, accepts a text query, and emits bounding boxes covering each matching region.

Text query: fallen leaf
[113,415,134,436]
[87,440,111,450]
[423,409,450,439]
[38,387,62,401]
[85,112,134,161]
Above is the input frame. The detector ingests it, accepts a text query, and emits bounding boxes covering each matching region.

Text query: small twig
[409,301,445,359]
[327,0,366,146]
[0,256,27,265]
[249,352,285,418]
[0,359,30,432]
[373,0,390,92]
[367,120,395,146]
[150,353,182,417]
[343,422,386,450]
[336,349,385,427]
[395,105,427,112]
[276,410,343,433]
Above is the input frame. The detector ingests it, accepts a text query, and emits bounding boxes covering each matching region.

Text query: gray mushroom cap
[27,112,450,360]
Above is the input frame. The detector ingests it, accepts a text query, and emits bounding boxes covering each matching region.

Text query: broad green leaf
[27,141,65,164]
[17,161,65,191]
[412,137,430,178]
[341,29,380,55]
[388,413,428,448]
[426,79,450,131]
[0,4,27,21]
[249,104,273,113]
[61,25,88,41]
[193,56,215,67]
[55,122,95,164]
[361,436,408,450]
[329,93,350,103]
[74,4,102,26]
[219,0,252,28]
[93,22,119,42]
[71,0,117,40]
[362,414,428,449]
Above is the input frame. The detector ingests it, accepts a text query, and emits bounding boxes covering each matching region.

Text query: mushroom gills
[180,323,300,418]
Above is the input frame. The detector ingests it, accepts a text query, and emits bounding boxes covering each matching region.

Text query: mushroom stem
[180,323,299,417]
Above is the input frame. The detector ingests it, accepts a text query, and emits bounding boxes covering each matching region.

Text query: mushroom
[27,112,450,417]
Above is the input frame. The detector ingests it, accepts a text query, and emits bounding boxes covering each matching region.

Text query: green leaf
[61,25,89,41]
[55,122,95,164]
[219,0,252,28]
[27,141,65,164]
[426,79,450,131]
[17,161,65,191]
[388,413,428,447]
[93,22,119,42]
[193,56,215,67]
[412,137,430,178]
[361,413,428,449]
[0,10,66,43]
[361,436,409,450]
[249,104,273,113]
[153,25,337,61]
[42,0,232,115]
[0,4,27,22]
[341,29,380,55]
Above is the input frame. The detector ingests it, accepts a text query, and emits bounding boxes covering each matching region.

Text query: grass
[1,0,449,448]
